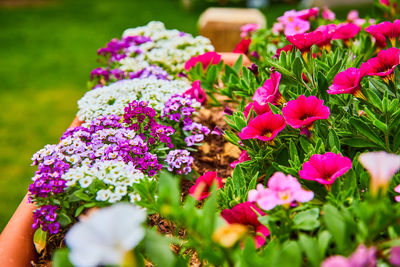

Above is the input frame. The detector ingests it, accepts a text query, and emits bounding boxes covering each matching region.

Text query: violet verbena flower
[299,152,352,185]
[248,172,314,210]
[97,35,152,62]
[189,172,223,200]
[128,65,169,80]
[239,111,286,142]
[282,95,330,135]
[221,202,269,248]
[124,100,175,149]
[165,149,194,175]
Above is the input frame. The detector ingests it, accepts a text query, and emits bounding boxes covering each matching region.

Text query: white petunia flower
[65,203,146,266]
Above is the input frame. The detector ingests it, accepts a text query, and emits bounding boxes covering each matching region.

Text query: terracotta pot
[219,52,252,67]
[0,194,37,266]
[69,116,84,128]
[0,117,83,266]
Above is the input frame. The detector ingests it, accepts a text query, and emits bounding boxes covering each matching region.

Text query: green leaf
[299,234,321,267]
[52,248,73,267]
[232,166,246,195]
[233,55,243,73]
[328,129,341,151]
[73,190,91,201]
[144,230,176,267]
[58,212,72,227]
[366,89,382,110]
[317,231,332,257]
[289,140,300,166]
[323,205,346,252]
[273,241,302,267]
[349,118,386,148]
[33,227,47,254]
[293,208,320,231]
[292,57,303,79]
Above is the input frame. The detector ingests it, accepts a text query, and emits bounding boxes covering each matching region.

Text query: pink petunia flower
[184,51,222,71]
[365,20,400,47]
[284,18,310,36]
[248,172,314,210]
[299,152,352,185]
[239,112,286,142]
[189,172,223,201]
[282,95,330,132]
[297,7,319,20]
[221,202,269,248]
[230,150,251,168]
[183,80,207,105]
[379,0,390,6]
[347,10,359,21]
[395,185,400,202]
[278,10,300,25]
[322,245,376,267]
[332,23,361,41]
[328,67,366,99]
[287,30,324,53]
[322,7,336,21]
[272,22,284,35]
[233,38,251,54]
[361,47,400,83]
[359,151,400,196]
[253,72,285,112]
[240,23,260,38]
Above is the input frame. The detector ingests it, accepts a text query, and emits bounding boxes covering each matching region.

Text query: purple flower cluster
[124,100,175,149]
[90,68,127,89]
[97,35,152,62]
[129,65,169,80]
[32,205,60,234]
[165,149,194,175]
[162,94,210,146]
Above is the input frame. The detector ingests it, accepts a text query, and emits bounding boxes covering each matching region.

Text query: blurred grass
[0,0,369,230]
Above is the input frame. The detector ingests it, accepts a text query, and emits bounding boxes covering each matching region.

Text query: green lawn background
[0,0,366,230]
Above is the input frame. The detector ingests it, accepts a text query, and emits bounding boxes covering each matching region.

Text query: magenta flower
[284,18,310,36]
[183,80,207,105]
[274,44,294,59]
[297,7,319,20]
[315,24,337,50]
[287,30,324,53]
[240,23,260,38]
[233,38,251,54]
[230,150,251,168]
[332,23,361,41]
[239,112,286,142]
[221,202,269,248]
[359,151,400,196]
[299,152,352,185]
[380,0,390,5]
[184,51,222,71]
[365,20,400,47]
[322,7,336,21]
[282,95,330,131]
[361,48,400,82]
[253,72,285,112]
[189,172,223,201]
[390,246,400,266]
[278,9,300,25]
[248,172,314,210]
[347,10,359,21]
[328,67,366,99]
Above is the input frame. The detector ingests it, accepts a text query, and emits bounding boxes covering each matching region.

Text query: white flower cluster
[77,77,191,121]
[62,161,145,204]
[66,203,146,267]
[121,21,214,74]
